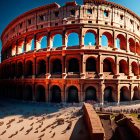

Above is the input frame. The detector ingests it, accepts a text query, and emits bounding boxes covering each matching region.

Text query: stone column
[62,56,66,79]
[47,32,51,50]
[96,28,102,48]
[113,31,118,50]
[32,57,36,79]
[80,54,85,79]
[130,84,133,101]
[62,30,66,50]
[128,57,133,79]
[62,84,65,102]
[98,81,104,104]
[45,84,49,102]
[114,55,120,78]
[45,56,50,79]
[79,28,84,49]
[24,37,27,52]
[126,34,130,52]
[80,83,84,102]
[34,34,37,51]
[98,54,103,79]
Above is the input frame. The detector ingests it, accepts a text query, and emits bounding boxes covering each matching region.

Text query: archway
[68,86,79,103]
[86,57,97,72]
[129,38,135,53]
[67,33,79,46]
[120,86,130,101]
[132,62,138,75]
[84,32,96,46]
[37,60,46,75]
[24,85,32,101]
[52,59,62,74]
[119,60,128,75]
[17,62,23,78]
[41,36,47,49]
[104,86,113,102]
[11,63,16,78]
[51,85,61,103]
[133,86,140,100]
[103,58,115,73]
[53,34,62,47]
[68,58,79,73]
[25,61,33,76]
[85,86,96,101]
[101,32,113,47]
[36,85,46,102]
[117,34,126,50]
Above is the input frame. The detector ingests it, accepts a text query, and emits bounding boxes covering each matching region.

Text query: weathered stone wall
[83,103,105,140]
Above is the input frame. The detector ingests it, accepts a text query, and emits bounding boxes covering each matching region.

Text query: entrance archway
[104,86,113,102]
[51,85,61,103]
[36,85,45,102]
[68,86,79,103]
[85,86,96,101]
[120,86,130,101]
[86,58,97,72]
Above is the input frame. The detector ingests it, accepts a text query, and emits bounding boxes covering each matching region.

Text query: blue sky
[0,0,140,55]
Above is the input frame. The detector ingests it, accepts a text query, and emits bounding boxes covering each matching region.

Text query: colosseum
[0,0,140,104]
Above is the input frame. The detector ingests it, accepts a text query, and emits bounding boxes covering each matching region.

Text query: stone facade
[1,0,140,103]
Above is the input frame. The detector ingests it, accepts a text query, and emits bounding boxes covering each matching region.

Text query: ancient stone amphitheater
[0,0,140,104]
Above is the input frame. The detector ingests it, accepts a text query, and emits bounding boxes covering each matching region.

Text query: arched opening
[11,63,16,78]
[68,58,79,73]
[136,42,140,55]
[24,85,32,101]
[17,62,23,78]
[52,59,62,74]
[84,32,96,46]
[133,86,140,100]
[25,61,33,76]
[86,57,97,72]
[120,86,130,101]
[85,86,96,101]
[18,41,24,54]
[53,34,62,47]
[51,85,61,103]
[67,33,79,46]
[41,36,47,49]
[129,38,135,53]
[103,58,115,73]
[117,34,126,50]
[31,39,34,50]
[119,60,128,75]
[132,62,138,75]
[16,85,23,100]
[36,85,45,102]
[68,86,79,103]
[101,32,113,47]
[37,60,46,75]
[104,86,113,102]
[12,45,16,56]
[26,38,34,52]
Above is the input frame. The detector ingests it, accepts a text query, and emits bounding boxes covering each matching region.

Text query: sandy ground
[0,99,89,140]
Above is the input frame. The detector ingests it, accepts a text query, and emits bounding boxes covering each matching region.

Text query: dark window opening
[120,15,124,20]
[55,11,59,17]
[104,10,109,17]
[40,15,45,21]
[55,23,58,26]
[28,19,31,25]
[88,21,92,23]
[71,10,75,15]
[71,21,75,24]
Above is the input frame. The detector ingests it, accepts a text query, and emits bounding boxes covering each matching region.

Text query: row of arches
[2,57,140,79]
[10,31,140,56]
[2,85,140,103]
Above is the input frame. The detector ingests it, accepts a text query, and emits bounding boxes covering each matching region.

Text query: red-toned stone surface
[83,103,105,140]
